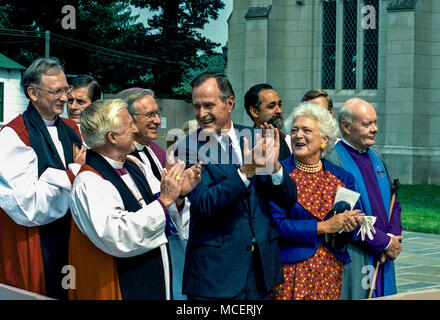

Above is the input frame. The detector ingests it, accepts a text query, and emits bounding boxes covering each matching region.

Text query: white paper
[334,186,360,210]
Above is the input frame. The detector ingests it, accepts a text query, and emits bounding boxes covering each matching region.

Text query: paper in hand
[334,186,360,210]
[332,187,377,241]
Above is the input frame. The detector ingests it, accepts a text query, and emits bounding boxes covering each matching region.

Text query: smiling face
[133,94,161,144]
[342,101,378,152]
[192,77,234,134]
[291,115,328,164]
[251,89,283,129]
[113,107,138,157]
[28,70,69,121]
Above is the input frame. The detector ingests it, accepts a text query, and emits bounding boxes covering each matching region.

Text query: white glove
[357,216,377,241]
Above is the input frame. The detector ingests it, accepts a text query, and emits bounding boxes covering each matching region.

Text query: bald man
[327,98,402,299]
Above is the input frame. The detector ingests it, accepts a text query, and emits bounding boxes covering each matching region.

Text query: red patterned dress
[271,165,346,300]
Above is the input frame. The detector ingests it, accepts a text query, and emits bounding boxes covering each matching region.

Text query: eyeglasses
[32,85,73,99]
[132,108,162,119]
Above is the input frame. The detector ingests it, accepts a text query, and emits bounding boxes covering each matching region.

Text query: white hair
[80,99,127,148]
[284,102,339,158]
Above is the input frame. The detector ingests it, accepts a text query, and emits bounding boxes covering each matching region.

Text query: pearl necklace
[294,158,323,173]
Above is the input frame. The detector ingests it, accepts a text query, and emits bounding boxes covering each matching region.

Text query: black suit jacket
[175,124,297,298]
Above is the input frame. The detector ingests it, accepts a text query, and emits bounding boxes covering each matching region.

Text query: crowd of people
[0,57,402,300]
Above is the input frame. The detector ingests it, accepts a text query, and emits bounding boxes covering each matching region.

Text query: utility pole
[45,30,50,58]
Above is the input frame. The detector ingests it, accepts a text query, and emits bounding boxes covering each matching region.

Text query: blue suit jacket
[271,156,360,265]
[175,124,297,298]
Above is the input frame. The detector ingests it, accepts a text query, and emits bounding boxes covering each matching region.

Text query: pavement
[0,230,439,299]
[395,230,440,293]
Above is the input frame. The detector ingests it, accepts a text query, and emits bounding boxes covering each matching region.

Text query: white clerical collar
[134,140,153,151]
[43,119,56,127]
[100,153,124,169]
[341,138,368,154]
[134,141,145,151]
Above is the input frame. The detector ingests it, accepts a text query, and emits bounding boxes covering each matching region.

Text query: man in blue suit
[174,72,297,299]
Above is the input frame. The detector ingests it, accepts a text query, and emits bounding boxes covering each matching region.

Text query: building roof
[0,53,26,70]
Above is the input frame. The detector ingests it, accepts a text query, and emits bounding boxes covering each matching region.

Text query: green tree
[0,0,225,96]
[129,0,225,97]
[0,0,158,93]
[173,52,226,100]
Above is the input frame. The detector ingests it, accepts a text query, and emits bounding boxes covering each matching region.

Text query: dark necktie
[143,147,162,181]
[223,135,240,168]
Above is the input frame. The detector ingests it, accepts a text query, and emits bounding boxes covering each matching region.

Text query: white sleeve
[270,166,284,185]
[168,198,190,241]
[69,171,168,258]
[0,127,72,227]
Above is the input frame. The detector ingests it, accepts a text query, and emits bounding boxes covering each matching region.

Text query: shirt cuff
[384,233,394,250]
[270,167,284,185]
[237,168,251,188]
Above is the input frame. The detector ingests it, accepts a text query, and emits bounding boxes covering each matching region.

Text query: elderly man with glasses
[116,88,192,300]
[0,57,85,299]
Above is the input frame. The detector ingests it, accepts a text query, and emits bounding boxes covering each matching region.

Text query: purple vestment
[148,140,167,168]
[341,141,402,296]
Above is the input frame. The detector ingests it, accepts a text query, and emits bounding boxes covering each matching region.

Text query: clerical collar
[43,119,56,127]
[100,153,125,169]
[134,141,146,151]
[341,138,368,154]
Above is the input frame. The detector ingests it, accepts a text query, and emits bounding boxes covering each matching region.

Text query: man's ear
[341,120,351,135]
[249,106,259,120]
[107,131,117,146]
[227,96,235,113]
[27,86,38,102]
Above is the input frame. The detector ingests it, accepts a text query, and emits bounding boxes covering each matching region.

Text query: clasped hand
[380,235,403,263]
[159,159,202,208]
[240,123,281,179]
[324,210,365,234]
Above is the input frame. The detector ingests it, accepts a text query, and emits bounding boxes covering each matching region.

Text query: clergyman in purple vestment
[327,98,402,299]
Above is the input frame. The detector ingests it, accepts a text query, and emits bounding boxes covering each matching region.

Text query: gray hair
[191,72,235,103]
[116,88,155,121]
[80,99,127,148]
[338,103,354,134]
[21,57,64,99]
[285,102,339,158]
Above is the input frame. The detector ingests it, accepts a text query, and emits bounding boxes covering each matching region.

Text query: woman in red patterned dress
[270,103,364,300]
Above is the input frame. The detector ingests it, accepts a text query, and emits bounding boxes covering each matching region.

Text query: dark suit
[278,131,292,161]
[175,124,297,299]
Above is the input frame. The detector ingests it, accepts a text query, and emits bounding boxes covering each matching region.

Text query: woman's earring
[320,143,327,150]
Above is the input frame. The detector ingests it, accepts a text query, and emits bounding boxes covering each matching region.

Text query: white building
[227,0,440,184]
[0,53,27,126]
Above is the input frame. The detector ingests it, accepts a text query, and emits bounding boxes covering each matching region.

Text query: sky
[131,0,233,53]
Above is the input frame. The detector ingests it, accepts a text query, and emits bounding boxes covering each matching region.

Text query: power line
[0,39,42,44]
[0,28,185,67]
